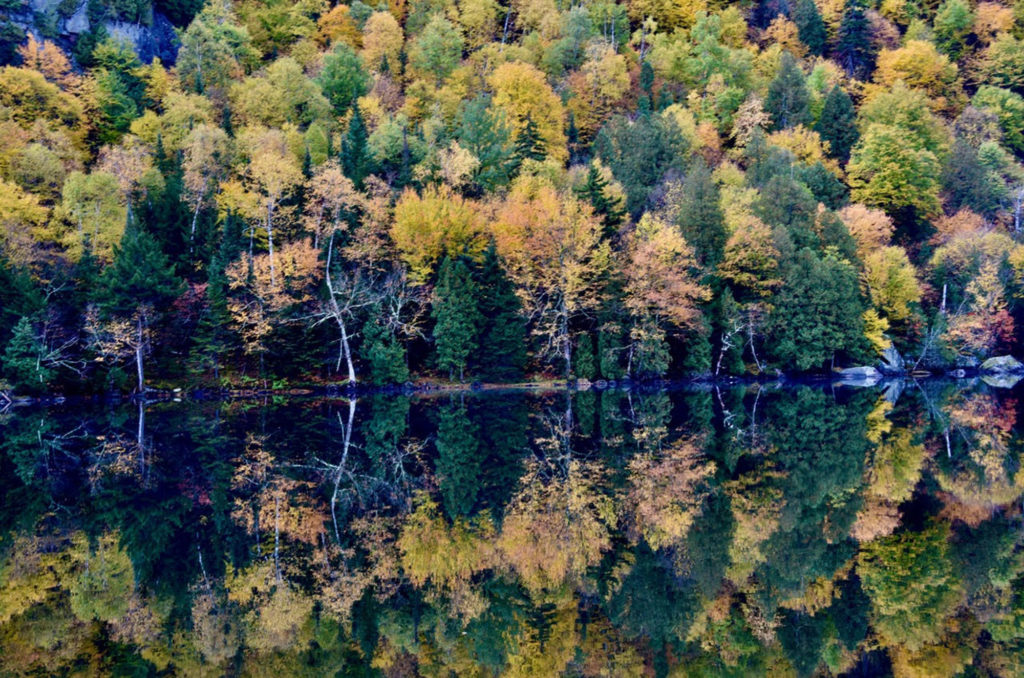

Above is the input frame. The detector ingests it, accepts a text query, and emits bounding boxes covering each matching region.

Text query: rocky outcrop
[838,366,882,385]
[878,346,906,375]
[980,355,1024,374]
[12,0,178,64]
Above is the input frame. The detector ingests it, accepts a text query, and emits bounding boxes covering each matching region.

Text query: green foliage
[575,164,627,238]
[594,113,688,217]
[859,523,963,651]
[361,313,409,385]
[342,105,372,188]
[815,85,858,164]
[473,244,526,381]
[318,43,371,116]
[764,51,811,131]
[767,249,869,371]
[792,0,826,56]
[677,157,726,266]
[973,86,1024,154]
[933,0,974,59]
[2,317,52,394]
[836,0,876,79]
[100,213,183,317]
[432,257,481,381]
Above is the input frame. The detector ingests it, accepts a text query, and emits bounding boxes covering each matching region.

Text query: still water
[2,381,1023,677]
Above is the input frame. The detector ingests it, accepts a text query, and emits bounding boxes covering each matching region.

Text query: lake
[2,381,1023,676]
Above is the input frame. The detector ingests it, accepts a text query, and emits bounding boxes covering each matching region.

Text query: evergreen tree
[677,158,727,266]
[190,212,243,381]
[765,51,812,131]
[575,165,627,238]
[942,137,1004,217]
[99,213,184,392]
[360,313,408,385]
[435,398,482,517]
[766,249,869,371]
[814,85,859,164]
[574,333,597,379]
[432,257,481,381]
[514,114,547,165]
[792,0,827,56]
[342,105,372,188]
[836,0,876,80]
[2,316,51,394]
[473,244,527,382]
[0,253,40,346]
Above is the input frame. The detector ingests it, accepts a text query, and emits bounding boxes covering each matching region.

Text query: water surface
[2,382,1023,676]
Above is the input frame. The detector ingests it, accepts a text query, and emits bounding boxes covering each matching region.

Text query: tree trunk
[135,314,145,394]
[266,201,277,287]
[325,231,357,383]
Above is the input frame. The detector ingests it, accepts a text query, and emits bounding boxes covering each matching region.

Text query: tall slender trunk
[325,231,356,383]
[266,201,277,287]
[135,313,145,394]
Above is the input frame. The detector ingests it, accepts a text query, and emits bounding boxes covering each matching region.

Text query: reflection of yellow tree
[497,459,615,594]
[626,439,714,551]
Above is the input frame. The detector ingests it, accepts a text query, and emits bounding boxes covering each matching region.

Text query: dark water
[2,382,1024,677]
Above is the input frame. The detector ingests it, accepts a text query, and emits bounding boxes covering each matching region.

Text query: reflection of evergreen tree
[435,397,481,517]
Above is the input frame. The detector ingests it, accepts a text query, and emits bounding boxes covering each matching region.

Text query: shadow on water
[2,378,1023,676]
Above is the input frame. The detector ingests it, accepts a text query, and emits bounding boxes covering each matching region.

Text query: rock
[982,373,1023,389]
[65,4,89,34]
[949,369,967,378]
[838,366,882,381]
[980,355,1024,374]
[879,346,906,374]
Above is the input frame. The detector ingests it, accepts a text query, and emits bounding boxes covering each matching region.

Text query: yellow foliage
[839,203,895,257]
[390,185,486,281]
[361,11,404,75]
[488,61,567,162]
[872,40,965,114]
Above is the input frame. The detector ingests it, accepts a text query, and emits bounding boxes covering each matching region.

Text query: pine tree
[514,114,547,166]
[342,105,371,188]
[432,256,481,381]
[792,0,827,56]
[836,0,876,80]
[575,165,627,238]
[677,158,727,266]
[190,212,243,382]
[361,313,409,385]
[473,244,527,382]
[2,316,51,394]
[814,85,859,164]
[100,212,183,392]
[765,51,812,131]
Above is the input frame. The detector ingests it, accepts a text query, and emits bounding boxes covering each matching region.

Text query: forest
[3,0,1024,393]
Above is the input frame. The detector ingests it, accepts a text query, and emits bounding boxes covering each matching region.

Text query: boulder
[982,374,1023,389]
[839,366,882,380]
[980,355,1024,374]
[878,346,906,374]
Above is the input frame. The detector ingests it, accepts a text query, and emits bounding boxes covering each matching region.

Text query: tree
[792,0,826,56]
[182,123,231,251]
[972,86,1024,154]
[317,43,370,117]
[432,257,481,381]
[973,33,1024,94]
[60,171,127,263]
[622,215,711,376]
[360,311,409,385]
[513,114,547,166]
[391,185,485,282]
[230,57,331,128]
[490,181,611,377]
[574,164,627,238]
[242,127,303,287]
[835,0,876,79]
[593,114,688,217]
[942,137,1005,217]
[473,243,527,381]
[456,97,517,192]
[873,41,964,114]
[342,105,372,188]
[815,85,858,164]
[408,14,464,86]
[764,51,811,131]
[488,61,567,162]
[766,249,869,371]
[176,1,255,95]
[676,157,727,266]
[848,123,943,221]
[861,246,923,323]
[2,317,53,394]
[97,214,183,392]
[934,0,975,60]
[360,11,404,75]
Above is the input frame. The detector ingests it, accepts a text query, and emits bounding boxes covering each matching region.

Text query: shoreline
[3,367,1022,407]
